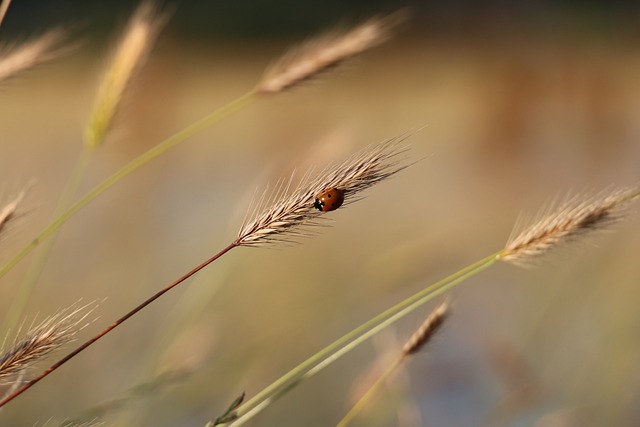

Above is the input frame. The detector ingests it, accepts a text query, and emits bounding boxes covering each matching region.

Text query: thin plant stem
[0,90,257,281]
[115,264,232,427]
[0,242,238,408]
[3,146,94,332]
[229,251,502,425]
[335,357,404,427]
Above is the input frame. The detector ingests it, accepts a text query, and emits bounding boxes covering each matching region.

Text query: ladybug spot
[327,194,332,198]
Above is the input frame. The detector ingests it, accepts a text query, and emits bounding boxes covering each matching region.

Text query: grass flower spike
[84,1,168,147]
[0,301,96,384]
[256,11,405,95]
[236,134,409,247]
[500,188,639,265]
[402,298,450,356]
[0,28,69,83]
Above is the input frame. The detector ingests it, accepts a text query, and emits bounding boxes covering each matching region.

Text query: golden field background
[1,1,640,426]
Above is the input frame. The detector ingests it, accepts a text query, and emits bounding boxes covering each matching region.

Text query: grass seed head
[0,28,69,83]
[235,134,410,247]
[402,298,449,356]
[84,1,168,147]
[500,188,639,265]
[256,11,406,95]
[0,301,97,384]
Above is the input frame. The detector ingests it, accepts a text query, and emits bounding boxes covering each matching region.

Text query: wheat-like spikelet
[256,11,405,95]
[84,1,168,147]
[0,28,69,83]
[235,134,410,247]
[0,187,28,239]
[402,298,449,356]
[500,188,639,264]
[0,301,97,384]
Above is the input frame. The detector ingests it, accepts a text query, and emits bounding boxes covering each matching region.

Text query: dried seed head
[500,188,639,265]
[402,299,449,356]
[84,1,168,147]
[256,11,406,95]
[235,134,410,247]
[0,28,69,83]
[0,301,97,384]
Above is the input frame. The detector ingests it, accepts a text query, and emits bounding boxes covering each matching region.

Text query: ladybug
[313,188,344,212]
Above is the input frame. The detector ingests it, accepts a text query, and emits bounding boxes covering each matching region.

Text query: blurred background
[1,0,640,426]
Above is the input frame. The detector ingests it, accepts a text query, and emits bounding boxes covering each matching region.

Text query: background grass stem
[334,357,404,427]
[228,251,501,425]
[0,90,257,281]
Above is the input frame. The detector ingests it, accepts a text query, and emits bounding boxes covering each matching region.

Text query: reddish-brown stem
[0,242,238,408]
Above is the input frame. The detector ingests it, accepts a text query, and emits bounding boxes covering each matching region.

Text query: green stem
[335,357,404,427]
[0,90,257,281]
[229,251,502,425]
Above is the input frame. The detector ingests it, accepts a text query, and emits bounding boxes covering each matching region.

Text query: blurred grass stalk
[335,299,449,427]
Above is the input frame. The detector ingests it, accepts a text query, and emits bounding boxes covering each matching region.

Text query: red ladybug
[313,188,344,212]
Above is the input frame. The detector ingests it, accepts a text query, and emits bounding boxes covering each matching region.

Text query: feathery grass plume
[84,1,168,147]
[0,301,96,384]
[0,186,28,239]
[499,188,639,265]
[256,11,405,95]
[0,28,69,83]
[402,298,449,356]
[235,134,410,247]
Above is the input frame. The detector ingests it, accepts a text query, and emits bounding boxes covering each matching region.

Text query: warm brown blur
[0,2,639,426]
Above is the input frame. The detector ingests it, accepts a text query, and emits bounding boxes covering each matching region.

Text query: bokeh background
[1,0,640,426]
